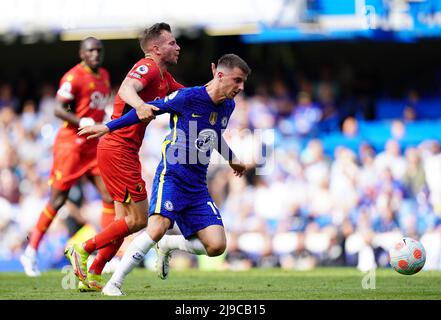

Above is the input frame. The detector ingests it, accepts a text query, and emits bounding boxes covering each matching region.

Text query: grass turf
[1,267,440,300]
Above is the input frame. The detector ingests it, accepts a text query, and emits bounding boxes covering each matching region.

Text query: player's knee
[126,214,147,232]
[146,217,169,242]
[206,242,226,257]
[50,192,69,211]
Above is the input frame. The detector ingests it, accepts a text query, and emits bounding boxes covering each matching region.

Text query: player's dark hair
[217,54,251,75]
[140,22,172,52]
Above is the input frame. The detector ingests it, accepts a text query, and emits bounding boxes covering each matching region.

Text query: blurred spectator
[301,139,331,186]
[423,141,441,213]
[37,83,59,124]
[403,105,417,122]
[341,116,359,138]
[271,79,294,118]
[20,100,38,133]
[402,147,426,198]
[316,68,340,133]
[390,119,406,141]
[0,83,20,113]
[374,139,407,180]
[292,91,322,138]
[247,84,276,130]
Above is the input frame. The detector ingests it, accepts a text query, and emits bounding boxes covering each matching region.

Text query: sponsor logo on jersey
[164,200,174,211]
[89,91,110,110]
[209,112,218,125]
[221,116,228,127]
[195,128,218,152]
[192,113,202,118]
[129,72,142,79]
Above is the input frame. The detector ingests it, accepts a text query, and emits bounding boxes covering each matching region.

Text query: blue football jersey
[148,86,235,193]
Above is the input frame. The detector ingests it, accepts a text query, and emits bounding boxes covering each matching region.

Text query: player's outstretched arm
[78,103,159,139]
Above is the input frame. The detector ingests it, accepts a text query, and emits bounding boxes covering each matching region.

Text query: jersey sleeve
[126,61,157,88]
[148,88,188,115]
[56,72,78,102]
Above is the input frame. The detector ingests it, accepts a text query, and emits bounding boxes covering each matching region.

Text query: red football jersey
[100,57,184,151]
[55,63,111,147]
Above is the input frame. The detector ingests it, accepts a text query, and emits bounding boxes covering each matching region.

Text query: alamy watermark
[361,269,376,290]
[163,122,275,175]
[363,5,377,29]
[61,265,77,290]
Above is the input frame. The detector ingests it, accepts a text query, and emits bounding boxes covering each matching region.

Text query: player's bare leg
[155,225,225,279]
[21,188,69,277]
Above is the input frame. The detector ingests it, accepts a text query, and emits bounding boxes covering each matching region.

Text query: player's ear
[79,48,85,61]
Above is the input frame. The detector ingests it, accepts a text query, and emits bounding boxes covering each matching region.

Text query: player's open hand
[229,161,247,177]
[78,124,109,139]
[136,103,160,122]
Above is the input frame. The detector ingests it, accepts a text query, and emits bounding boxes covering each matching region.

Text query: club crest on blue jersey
[195,128,217,152]
[164,200,174,211]
[209,112,218,125]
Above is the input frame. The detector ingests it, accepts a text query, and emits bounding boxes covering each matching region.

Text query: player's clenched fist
[135,103,160,122]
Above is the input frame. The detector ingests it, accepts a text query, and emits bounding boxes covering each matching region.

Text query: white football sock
[110,231,155,286]
[159,235,207,255]
[24,246,37,259]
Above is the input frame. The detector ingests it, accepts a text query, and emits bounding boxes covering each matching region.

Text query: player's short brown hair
[217,54,251,75]
[139,22,172,52]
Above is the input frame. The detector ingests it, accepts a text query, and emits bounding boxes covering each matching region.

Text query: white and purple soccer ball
[389,237,426,275]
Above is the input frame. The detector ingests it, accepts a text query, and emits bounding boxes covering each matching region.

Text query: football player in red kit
[65,23,184,291]
[20,37,115,283]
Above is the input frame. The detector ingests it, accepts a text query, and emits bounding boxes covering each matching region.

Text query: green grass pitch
[1,267,441,300]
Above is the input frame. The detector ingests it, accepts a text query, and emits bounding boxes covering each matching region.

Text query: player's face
[220,67,247,99]
[157,31,180,65]
[80,39,104,70]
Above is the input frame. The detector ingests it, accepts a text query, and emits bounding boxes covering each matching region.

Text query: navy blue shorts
[149,176,223,239]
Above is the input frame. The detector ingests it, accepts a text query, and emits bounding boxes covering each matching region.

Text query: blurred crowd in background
[1,61,441,274]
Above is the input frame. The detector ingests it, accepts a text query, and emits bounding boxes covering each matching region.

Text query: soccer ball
[389,237,426,275]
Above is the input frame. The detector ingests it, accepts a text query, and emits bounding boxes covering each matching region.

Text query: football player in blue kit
[78,53,251,296]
